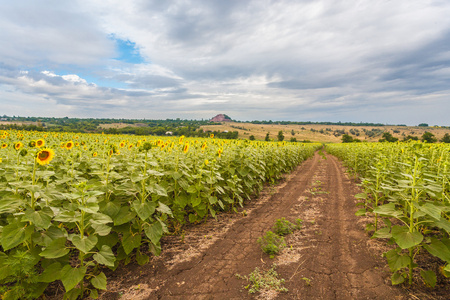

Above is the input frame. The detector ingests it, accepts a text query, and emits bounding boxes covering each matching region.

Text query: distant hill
[210,114,232,122]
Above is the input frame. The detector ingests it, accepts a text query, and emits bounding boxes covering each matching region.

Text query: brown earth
[96,151,450,300]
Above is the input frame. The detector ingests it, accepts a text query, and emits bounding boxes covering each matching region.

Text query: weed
[272,218,302,236]
[302,277,312,286]
[236,264,288,294]
[258,231,286,255]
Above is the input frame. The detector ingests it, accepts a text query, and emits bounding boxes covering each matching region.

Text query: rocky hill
[210,114,232,122]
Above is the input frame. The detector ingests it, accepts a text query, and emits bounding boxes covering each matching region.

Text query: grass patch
[236,264,288,294]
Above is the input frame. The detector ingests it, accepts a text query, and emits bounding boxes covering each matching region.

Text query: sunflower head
[65,141,74,150]
[183,142,189,154]
[29,140,36,147]
[92,152,98,157]
[36,139,45,148]
[14,141,23,151]
[36,148,55,165]
[210,134,214,138]
[1,143,7,149]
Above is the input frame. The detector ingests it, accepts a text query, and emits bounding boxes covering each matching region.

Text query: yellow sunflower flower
[14,141,23,151]
[36,139,45,148]
[183,142,189,153]
[210,134,214,138]
[92,152,98,157]
[1,143,7,149]
[65,141,74,150]
[36,148,55,165]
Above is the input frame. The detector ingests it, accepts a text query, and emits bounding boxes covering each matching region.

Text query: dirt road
[103,152,407,299]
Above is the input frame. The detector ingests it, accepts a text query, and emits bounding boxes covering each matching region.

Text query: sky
[1,0,450,125]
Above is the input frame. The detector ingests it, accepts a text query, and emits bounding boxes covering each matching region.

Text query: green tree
[441,133,450,143]
[341,134,353,143]
[291,129,295,136]
[290,137,297,142]
[422,131,437,143]
[379,132,398,142]
[249,135,255,141]
[403,135,419,142]
[277,130,284,142]
[265,132,270,142]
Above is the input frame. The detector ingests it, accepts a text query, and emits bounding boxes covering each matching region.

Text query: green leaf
[384,248,411,272]
[122,232,141,255]
[144,221,163,245]
[60,265,86,292]
[90,213,113,225]
[434,217,450,234]
[391,226,423,249]
[93,245,115,267]
[132,201,156,221]
[372,227,391,239]
[38,262,62,282]
[63,288,82,300]
[151,183,168,197]
[1,222,35,251]
[90,289,99,299]
[391,272,405,285]
[54,211,81,223]
[420,270,437,288]
[91,223,112,236]
[136,250,150,266]
[97,232,119,249]
[113,207,136,226]
[40,237,70,259]
[71,235,98,253]
[157,201,173,217]
[22,208,53,229]
[373,203,403,218]
[417,203,442,220]
[91,272,107,290]
[424,238,450,262]
[355,208,366,216]
[0,192,23,214]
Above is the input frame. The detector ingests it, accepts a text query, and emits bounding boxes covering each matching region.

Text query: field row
[0,130,321,299]
[326,142,450,287]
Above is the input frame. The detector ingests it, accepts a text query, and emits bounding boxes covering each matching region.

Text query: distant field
[2,120,449,143]
[199,122,450,142]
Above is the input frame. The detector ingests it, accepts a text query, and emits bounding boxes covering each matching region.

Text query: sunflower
[128,143,134,150]
[92,152,98,157]
[1,143,7,149]
[60,142,65,149]
[14,141,23,151]
[36,139,45,148]
[36,148,55,165]
[217,148,223,158]
[183,142,189,153]
[210,134,214,138]
[65,141,74,150]
[201,142,207,152]
[119,141,126,148]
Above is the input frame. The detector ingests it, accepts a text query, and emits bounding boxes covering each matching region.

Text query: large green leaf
[417,203,442,220]
[157,201,173,216]
[39,237,70,259]
[1,222,35,251]
[132,201,156,221]
[144,221,163,245]
[71,235,98,253]
[113,207,136,226]
[372,227,391,239]
[420,270,437,288]
[60,265,87,292]
[391,226,423,249]
[122,232,141,255]
[373,203,403,218]
[384,248,411,272]
[93,245,115,267]
[424,238,450,262]
[38,262,62,282]
[91,272,107,290]
[22,207,53,229]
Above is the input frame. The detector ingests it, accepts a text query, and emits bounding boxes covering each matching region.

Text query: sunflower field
[326,142,450,288]
[0,130,320,299]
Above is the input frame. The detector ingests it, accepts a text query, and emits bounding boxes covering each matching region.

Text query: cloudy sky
[1,0,450,125]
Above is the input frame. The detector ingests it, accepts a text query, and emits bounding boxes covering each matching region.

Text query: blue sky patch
[113,37,145,64]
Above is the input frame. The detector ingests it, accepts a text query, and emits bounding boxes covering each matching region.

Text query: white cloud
[1,0,450,124]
